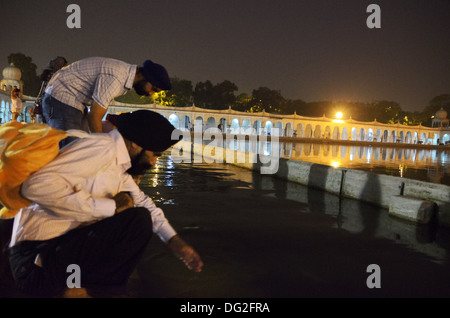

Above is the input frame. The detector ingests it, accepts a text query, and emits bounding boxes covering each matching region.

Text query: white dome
[435,107,448,120]
[2,63,21,81]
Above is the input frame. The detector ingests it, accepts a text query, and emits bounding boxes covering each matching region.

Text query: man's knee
[122,207,153,241]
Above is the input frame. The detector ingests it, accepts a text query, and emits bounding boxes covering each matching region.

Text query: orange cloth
[0,121,67,218]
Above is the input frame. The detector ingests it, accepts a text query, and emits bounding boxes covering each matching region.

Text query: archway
[253,120,262,135]
[359,128,366,141]
[242,119,252,134]
[274,121,284,137]
[313,125,321,138]
[419,132,427,144]
[285,122,293,137]
[341,127,349,140]
[391,130,397,143]
[383,130,390,143]
[304,124,313,138]
[324,126,331,139]
[295,123,303,137]
[219,118,227,132]
[168,114,180,129]
[264,121,273,136]
[194,116,204,132]
[350,127,357,141]
[230,119,240,134]
[332,126,340,140]
[375,129,382,142]
[181,115,191,131]
[205,117,216,130]
[367,128,374,141]
[405,131,412,144]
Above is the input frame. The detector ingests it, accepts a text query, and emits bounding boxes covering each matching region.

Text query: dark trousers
[8,207,153,297]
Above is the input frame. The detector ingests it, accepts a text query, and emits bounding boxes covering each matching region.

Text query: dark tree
[250,87,285,113]
[7,53,40,96]
[281,99,307,115]
[193,80,238,109]
[420,94,450,126]
[193,80,214,108]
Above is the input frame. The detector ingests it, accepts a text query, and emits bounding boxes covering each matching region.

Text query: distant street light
[333,112,344,123]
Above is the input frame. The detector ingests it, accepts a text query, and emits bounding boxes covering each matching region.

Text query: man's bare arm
[87,102,108,133]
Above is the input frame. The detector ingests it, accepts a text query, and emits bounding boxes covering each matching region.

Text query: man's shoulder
[62,132,117,154]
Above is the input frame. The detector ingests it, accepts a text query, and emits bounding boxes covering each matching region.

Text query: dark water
[133,154,450,298]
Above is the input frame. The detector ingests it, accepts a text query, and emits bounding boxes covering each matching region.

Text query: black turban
[115,110,182,152]
[142,60,172,90]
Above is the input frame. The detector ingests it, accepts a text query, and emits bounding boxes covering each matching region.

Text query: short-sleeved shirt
[45,57,137,112]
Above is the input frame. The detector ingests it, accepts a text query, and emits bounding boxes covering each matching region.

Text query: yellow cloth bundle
[0,121,67,218]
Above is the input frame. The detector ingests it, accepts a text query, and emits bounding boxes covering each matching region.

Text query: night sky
[1,0,449,111]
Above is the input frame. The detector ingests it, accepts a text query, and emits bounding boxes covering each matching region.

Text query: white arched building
[1,66,449,146]
[107,101,450,146]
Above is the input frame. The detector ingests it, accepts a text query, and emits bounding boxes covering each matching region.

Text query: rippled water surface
[130,154,450,297]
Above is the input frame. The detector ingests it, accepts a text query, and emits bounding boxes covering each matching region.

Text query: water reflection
[217,139,450,185]
[147,154,450,265]
[258,174,449,264]
[284,142,450,185]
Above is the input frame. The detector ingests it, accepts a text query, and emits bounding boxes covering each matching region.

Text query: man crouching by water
[7,110,203,297]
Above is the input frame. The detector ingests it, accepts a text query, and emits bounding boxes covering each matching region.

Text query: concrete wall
[173,140,450,227]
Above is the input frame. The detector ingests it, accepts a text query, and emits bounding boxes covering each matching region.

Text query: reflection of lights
[151,174,159,187]
[331,161,340,168]
[263,142,271,156]
[166,157,175,169]
[150,163,161,187]
[399,164,406,178]
[366,147,372,163]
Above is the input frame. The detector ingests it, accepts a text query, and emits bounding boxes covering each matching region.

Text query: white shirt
[9,129,176,246]
[11,97,22,113]
[45,57,136,112]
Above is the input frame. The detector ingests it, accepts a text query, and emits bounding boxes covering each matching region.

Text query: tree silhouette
[420,94,450,126]
[7,53,40,96]
[250,87,284,113]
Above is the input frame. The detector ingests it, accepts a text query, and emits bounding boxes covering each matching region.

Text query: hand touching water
[168,235,204,272]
